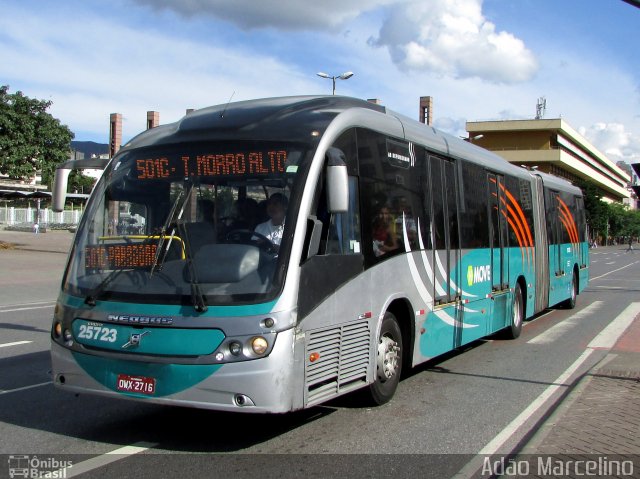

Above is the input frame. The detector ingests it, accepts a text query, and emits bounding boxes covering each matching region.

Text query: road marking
[527,301,603,344]
[605,262,615,265]
[0,381,51,395]
[453,302,640,478]
[588,302,640,349]
[0,304,56,313]
[55,442,158,478]
[0,340,32,348]
[3,300,55,307]
[477,349,594,456]
[590,261,640,281]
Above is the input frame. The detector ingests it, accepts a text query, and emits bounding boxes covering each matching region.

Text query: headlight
[251,336,268,355]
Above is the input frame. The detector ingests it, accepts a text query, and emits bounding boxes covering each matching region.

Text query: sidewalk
[0,229,75,254]
[510,310,640,475]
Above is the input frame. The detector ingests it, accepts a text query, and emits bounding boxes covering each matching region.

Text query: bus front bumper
[50,328,299,413]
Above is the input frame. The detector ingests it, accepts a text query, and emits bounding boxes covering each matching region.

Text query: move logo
[467,264,491,286]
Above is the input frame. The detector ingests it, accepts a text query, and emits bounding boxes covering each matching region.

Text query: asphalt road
[1,245,639,478]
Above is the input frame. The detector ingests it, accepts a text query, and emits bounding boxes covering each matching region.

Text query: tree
[0,85,74,187]
[576,179,609,241]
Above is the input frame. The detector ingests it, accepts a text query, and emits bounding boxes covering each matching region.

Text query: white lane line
[527,301,603,345]
[588,302,640,349]
[0,381,51,395]
[477,348,594,456]
[590,261,640,281]
[0,340,32,348]
[56,442,158,478]
[0,305,56,313]
[605,262,615,265]
[452,302,640,478]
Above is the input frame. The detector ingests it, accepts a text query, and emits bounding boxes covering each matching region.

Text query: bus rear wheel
[367,312,403,405]
[503,284,524,339]
[563,271,578,309]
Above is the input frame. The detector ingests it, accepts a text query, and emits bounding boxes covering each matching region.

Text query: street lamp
[317,71,354,95]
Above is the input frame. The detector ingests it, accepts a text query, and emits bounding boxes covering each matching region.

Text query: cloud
[371,0,538,83]
[0,4,321,142]
[581,123,640,165]
[132,0,397,31]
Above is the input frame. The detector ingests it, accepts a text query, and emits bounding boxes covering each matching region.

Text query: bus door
[430,156,463,348]
[488,173,509,332]
[546,190,563,277]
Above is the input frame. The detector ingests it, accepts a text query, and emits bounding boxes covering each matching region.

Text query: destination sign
[85,243,157,270]
[135,150,288,180]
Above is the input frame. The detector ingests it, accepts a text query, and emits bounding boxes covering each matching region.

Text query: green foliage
[577,178,640,241]
[68,170,96,195]
[0,85,74,186]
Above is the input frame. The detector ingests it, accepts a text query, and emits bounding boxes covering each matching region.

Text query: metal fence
[0,206,83,225]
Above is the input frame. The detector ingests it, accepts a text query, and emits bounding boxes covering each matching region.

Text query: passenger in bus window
[254,193,288,246]
[393,196,417,249]
[372,204,398,257]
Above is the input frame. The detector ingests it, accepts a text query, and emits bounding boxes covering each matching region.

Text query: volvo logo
[122,331,150,349]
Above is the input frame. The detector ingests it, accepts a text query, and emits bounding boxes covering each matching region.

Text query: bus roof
[122,96,385,149]
[119,95,579,194]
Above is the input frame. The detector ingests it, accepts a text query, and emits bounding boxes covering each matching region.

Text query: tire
[503,284,524,339]
[366,312,403,405]
[563,271,578,309]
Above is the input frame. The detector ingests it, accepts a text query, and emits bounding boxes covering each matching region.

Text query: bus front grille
[305,321,370,406]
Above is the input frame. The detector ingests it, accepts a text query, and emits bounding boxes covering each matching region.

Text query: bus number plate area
[116,374,156,395]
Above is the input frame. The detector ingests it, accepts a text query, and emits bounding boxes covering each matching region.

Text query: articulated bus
[51,96,589,412]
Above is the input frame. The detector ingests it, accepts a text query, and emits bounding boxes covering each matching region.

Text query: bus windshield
[63,140,311,306]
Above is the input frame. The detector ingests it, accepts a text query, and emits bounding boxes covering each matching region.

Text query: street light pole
[316,71,354,95]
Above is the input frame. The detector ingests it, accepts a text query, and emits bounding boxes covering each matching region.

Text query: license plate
[116,374,156,395]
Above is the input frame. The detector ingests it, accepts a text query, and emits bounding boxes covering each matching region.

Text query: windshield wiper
[148,182,207,312]
[84,268,123,307]
[149,185,189,275]
[175,219,208,313]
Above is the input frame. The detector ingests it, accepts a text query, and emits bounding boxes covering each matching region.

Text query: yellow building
[466,118,631,204]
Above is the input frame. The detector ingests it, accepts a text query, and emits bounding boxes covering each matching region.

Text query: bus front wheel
[367,312,403,405]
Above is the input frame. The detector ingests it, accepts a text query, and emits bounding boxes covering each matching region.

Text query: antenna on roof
[221,91,236,119]
[535,97,546,120]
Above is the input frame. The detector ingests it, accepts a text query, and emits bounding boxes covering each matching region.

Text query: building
[466,118,631,205]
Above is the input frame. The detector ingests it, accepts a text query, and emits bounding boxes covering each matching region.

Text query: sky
[1,0,639,165]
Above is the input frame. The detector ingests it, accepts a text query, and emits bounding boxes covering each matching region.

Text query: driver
[254,193,287,246]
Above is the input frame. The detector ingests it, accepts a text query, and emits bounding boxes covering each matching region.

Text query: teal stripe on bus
[72,351,222,397]
[60,292,278,317]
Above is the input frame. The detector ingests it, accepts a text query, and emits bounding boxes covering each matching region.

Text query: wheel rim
[377,334,400,381]
[513,292,522,328]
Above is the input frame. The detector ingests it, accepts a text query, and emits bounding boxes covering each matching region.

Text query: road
[1,244,639,478]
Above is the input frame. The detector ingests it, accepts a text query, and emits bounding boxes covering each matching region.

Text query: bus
[50,96,589,412]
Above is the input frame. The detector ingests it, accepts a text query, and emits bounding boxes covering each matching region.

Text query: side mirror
[326,147,349,213]
[52,168,71,212]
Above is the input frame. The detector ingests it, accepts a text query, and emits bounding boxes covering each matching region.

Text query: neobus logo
[467,264,491,286]
[106,314,173,325]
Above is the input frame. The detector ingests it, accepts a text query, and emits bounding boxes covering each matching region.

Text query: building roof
[466,118,631,203]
